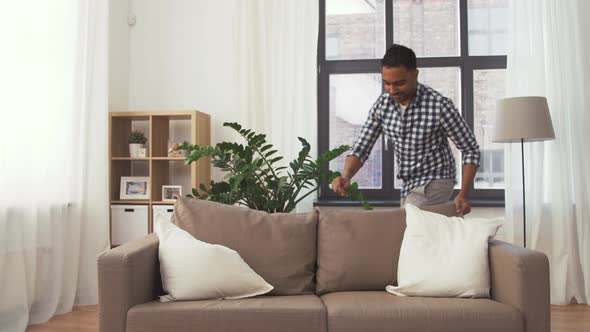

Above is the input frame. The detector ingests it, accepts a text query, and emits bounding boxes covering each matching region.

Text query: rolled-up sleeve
[440,99,481,166]
[347,96,384,164]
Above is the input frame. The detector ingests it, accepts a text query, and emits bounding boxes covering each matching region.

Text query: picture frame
[162,185,182,202]
[120,176,150,200]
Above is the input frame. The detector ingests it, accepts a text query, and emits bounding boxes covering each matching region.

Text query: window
[329,73,383,189]
[318,0,507,205]
[473,69,506,189]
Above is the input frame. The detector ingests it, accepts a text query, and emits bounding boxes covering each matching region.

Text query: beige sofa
[98,199,550,332]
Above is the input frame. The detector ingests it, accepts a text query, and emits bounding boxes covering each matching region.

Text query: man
[332,44,480,215]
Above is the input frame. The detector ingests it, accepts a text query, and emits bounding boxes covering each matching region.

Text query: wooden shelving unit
[108,111,210,245]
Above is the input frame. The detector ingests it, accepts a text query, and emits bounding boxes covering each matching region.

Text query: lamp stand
[521,138,526,248]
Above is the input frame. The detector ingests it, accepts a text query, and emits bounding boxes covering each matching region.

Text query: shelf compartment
[151,115,193,158]
[110,160,150,201]
[110,115,149,158]
[151,160,192,202]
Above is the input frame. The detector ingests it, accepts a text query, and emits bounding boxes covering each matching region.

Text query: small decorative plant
[128,130,147,144]
[168,141,190,157]
[179,122,371,213]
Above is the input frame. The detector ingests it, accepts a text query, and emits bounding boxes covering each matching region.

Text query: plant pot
[129,143,145,158]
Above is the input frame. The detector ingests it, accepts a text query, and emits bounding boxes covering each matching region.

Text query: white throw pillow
[386,204,503,298]
[154,215,273,302]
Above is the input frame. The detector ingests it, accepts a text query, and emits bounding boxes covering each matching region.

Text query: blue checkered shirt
[348,83,481,198]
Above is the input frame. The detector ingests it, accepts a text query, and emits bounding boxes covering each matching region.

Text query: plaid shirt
[348,83,480,198]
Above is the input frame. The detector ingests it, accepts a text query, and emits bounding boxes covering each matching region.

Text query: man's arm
[455,164,478,215]
[440,99,481,214]
[332,155,362,196]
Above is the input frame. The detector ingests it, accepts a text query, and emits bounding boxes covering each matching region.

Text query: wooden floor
[26,304,590,332]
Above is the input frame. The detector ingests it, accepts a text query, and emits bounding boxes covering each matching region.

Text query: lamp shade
[492,96,555,143]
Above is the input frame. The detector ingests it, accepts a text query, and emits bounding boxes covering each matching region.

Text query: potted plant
[128,130,147,158]
[179,122,370,213]
[167,140,191,157]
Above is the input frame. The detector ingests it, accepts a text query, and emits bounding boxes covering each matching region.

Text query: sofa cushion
[315,203,456,294]
[320,291,523,332]
[171,198,317,295]
[126,295,327,332]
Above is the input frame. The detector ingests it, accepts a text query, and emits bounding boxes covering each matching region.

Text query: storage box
[111,205,148,246]
[153,205,175,225]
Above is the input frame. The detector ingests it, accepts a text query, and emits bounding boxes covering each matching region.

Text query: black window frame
[317,0,506,207]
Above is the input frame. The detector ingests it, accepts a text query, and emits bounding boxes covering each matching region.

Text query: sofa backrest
[315,203,457,294]
[171,198,318,295]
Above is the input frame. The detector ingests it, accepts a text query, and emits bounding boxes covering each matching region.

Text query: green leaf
[265,150,278,157]
[223,122,242,131]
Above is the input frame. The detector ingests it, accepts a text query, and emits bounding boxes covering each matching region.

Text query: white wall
[109,0,130,111]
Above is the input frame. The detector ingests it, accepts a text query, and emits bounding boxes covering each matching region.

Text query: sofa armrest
[97,233,161,332]
[488,239,550,332]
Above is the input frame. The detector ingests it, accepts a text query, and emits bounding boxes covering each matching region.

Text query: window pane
[468,0,508,55]
[329,74,383,189]
[393,0,460,57]
[474,69,505,188]
[419,67,461,108]
[326,0,385,60]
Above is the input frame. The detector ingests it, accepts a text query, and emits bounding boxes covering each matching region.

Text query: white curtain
[235,0,319,212]
[505,0,590,304]
[0,1,110,330]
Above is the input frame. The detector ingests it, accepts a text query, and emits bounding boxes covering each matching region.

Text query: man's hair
[381,44,417,70]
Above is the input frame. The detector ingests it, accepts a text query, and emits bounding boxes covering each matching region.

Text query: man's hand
[454,195,471,216]
[331,176,351,197]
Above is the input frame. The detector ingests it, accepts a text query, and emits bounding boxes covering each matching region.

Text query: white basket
[153,205,175,225]
[111,205,148,246]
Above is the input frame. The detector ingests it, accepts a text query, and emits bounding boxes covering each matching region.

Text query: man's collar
[395,83,423,110]
[387,83,424,111]
[411,83,424,106]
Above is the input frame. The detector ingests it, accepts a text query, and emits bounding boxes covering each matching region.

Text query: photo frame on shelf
[120,176,150,200]
[162,185,182,202]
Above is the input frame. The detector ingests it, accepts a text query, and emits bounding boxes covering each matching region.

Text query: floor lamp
[492,96,555,248]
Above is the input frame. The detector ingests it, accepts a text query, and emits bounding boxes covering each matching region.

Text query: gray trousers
[400,179,455,208]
